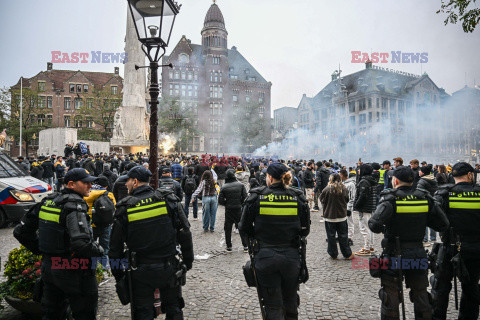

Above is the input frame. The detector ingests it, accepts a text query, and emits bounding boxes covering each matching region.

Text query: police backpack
[92,192,115,228]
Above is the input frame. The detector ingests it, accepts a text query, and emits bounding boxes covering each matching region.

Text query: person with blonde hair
[320,173,354,260]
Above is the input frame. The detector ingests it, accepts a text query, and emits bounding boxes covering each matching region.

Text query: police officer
[431,162,480,320]
[109,166,194,320]
[14,168,103,319]
[368,166,449,320]
[239,162,310,320]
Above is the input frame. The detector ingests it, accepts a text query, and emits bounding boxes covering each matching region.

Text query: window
[194,71,198,81]
[321,109,328,118]
[87,98,93,109]
[174,84,179,96]
[359,114,366,125]
[69,84,75,93]
[314,110,320,121]
[47,96,52,108]
[210,103,223,115]
[77,84,82,93]
[398,100,405,113]
[75,98,83,109]
[376,112,380,122]
[174,70,180,79]
[181,85,186,97]
[349,116,356,126]
[213,56,220,65]
[74,117,82,128]
[368,98,372,109]
[188,85,193,97]
[37,114,45,125]
[359,99,366,111]
[169,84,173,96]
[187,71,192,80]
[381,98,387,110]
[194,85,198,97]
[181,70,186,80]
[349,102,355,113]
[169,70,173,79]
[38,96,46,108]
[47,115,52,125]
[64,97,71,109]
[259,92,264,104]
[376,98,379,108]
[368,112,373,122]
[233,95,238,102]
[83,85,89,93]
[38,81,46,92]
[111,86,118,95]
[87,117,94,128]
[64,116,71,127]
[246,96,250,103]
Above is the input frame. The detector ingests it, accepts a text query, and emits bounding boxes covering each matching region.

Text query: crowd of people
[11,147,480,319]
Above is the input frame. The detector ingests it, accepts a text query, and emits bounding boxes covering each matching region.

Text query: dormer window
[179,54,189,64]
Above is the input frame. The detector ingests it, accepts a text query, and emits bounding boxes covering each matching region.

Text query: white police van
[0,152,52,227]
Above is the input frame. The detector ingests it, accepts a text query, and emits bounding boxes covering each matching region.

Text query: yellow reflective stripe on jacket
[396,200,429,213]
[127,202,168,222]
[39,210,60,223]
[259,207,298,216]
[378,169,386,184]
[41,206,61,213]
[449,197,480,210]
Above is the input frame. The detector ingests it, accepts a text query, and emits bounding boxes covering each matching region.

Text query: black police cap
[393,165,414,183]
[452,162,475,177]
[266,162,289,180]
[64,168,97,184]
[127,166,152,182]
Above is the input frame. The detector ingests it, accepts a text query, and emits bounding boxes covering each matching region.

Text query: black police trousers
[41,258,98,320]
[131,260,184,320]
[254,247,301,320]
[224,208,248,249]
[379,268,432,320]
[431,254,480,320]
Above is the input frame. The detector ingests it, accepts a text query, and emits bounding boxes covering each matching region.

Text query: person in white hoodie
[234,165,250,193]
[340,169,356,246]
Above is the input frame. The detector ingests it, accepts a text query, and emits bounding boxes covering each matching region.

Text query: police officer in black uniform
[14,168,104,320]
[431,162,480,320]
[368,166,449,320]
[239,162,310,320]
[109,166,194,320]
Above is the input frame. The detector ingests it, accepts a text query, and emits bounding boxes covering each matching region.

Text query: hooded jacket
[99,169,118,191]
[416,173,438,196]
[315,167,331,192]
[30,164,44,180]
[235,170,250,192]
[41,159,55,179]
[320,184,349,221]
[218,170,247,210]
[353,164,378,213]
[343,177,357,212]
[82,158,96,175]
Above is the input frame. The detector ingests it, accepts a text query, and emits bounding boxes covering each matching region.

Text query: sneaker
[210,229,215,233]
[225,247,232,253]
[348,239,354,246]
[346,254,355,260]
[234,228,239,234]
[312,207,319,212]
[369,248,375,253]
[423,241,432,247]
[243,247,249,253]
[203,229,208,233]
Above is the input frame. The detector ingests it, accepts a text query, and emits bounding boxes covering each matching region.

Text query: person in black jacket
[416,164,440,246]
[112,163,138,202]
[159,167,183,201]
[218,169,248,253]
[82,155,96,176]
[109,166,193,320]
[181,167,199,219]
[314,162,331,212]
[14,168,103,319]
[99,163,118,192]
[353,163,378,255]
[64,144,73,158]
[41,157,55,187]
[303,162,315,211]
[30,161,44,180]
[94,156,104,177]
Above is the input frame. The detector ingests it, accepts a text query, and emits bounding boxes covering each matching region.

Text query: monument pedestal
[110,138,150,154]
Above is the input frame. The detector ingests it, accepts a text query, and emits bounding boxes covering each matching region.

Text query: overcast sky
[1,0,479,113]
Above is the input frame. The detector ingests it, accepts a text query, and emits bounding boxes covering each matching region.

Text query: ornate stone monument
[110,10,150,153]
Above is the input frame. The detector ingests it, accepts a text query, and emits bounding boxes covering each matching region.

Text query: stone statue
[113,111,125,139]
[0,129,6,148]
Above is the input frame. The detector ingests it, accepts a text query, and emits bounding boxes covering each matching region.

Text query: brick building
[9,63,123,156]
[273,107,297,142]
[161,3,272,153]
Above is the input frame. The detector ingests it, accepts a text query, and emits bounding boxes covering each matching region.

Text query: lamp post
[127,0,180,188]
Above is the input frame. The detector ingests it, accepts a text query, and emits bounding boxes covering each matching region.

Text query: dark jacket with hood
[30,165,44,180]
[82,158,96,175]
[41,159,55,179]
[218,170,247,210]
[315,167,331,192]
[416,174,438,196]
[353,164,378,213]
[303,167,315,189]
[99,169,118,191]
[113,174,129,202]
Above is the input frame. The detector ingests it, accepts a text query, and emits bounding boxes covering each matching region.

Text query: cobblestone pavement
[1,207,460,319]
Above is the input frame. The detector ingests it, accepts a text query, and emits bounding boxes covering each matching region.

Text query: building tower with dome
[162,2,272,153]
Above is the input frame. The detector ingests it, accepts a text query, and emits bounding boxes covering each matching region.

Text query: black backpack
[158,179,175,193]
[92,192,115,228]
[184,175,197,195]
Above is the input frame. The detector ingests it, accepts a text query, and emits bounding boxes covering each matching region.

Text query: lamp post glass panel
[127,0,180,188]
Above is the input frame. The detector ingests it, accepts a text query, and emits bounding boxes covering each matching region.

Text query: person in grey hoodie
[234,165,250,193]
[341,170,356,246]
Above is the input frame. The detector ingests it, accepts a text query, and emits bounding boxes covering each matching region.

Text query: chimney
[114,67,119,75]
[365,59,372,69]
[47,62,53,71]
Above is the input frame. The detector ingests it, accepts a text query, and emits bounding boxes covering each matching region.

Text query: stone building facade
[161,3,272,153]
[273,106,297,142]
[9,63,123,156]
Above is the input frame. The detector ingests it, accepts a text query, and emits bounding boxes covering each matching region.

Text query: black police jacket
[14,188,103,258]
[109,185,193,280]
[368,186,449,257]
[434,182,480,256]
[239,183,310,247]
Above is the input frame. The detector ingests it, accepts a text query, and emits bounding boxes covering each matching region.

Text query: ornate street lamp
[127,0,180,188]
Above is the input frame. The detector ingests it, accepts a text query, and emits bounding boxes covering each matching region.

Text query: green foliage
[226,102,270,153]
[437,0,480,32]
[0,246,42,302]
[158,97,200,151]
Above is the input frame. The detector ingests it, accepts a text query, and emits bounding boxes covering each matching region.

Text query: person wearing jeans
[191,170,218,232]
[184,193,198,219]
